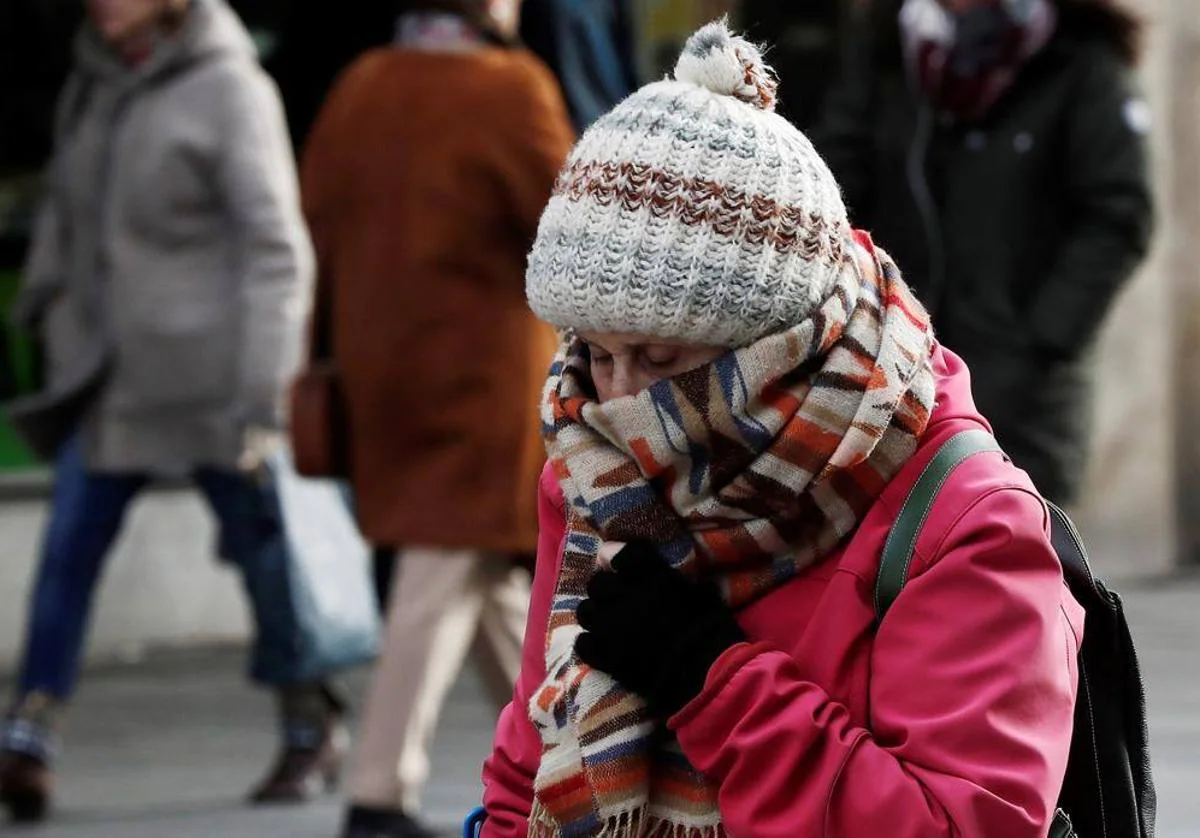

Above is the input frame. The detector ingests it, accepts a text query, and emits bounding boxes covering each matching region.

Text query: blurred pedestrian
[812,0,1154,505]
[0,0,349,823]
[481,21,1081,838]
[519,0,640,133]
[296,1,573,835]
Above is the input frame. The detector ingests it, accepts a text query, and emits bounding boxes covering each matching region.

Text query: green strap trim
[874,429,1004,623]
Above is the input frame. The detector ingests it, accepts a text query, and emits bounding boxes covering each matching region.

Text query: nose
[608,359,640,400]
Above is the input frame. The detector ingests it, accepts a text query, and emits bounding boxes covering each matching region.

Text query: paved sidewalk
[0,658,488,838]
[2,577,1199,837]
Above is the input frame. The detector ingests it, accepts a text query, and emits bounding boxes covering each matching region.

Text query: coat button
[965,131,987,151]
[1013,131,1034,153]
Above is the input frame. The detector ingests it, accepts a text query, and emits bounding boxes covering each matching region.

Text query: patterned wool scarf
[900,0,1057,120]
[528,233,937,838]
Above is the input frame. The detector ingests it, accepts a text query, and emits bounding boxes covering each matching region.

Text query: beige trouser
[348,547,530,811]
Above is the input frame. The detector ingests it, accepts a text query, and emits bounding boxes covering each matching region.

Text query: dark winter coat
[812,5,1153,504]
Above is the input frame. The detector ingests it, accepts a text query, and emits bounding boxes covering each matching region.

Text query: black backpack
[874,430,1156,838]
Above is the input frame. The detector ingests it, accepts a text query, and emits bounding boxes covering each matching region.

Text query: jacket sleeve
[499,58,575,242]
[297,59,360,365]
[215,63,315,428]
[13,72,87,331]
[1026,48,1154,358]
[669,486,1080,838]
[481,465,565,838]
[13,197,66,330]
[808,12,878,219]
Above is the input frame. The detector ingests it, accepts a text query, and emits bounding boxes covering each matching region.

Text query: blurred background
[0,0,1197,836]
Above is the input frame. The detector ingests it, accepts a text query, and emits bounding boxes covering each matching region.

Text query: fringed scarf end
[528,801,725,838]
[528,801,562,838]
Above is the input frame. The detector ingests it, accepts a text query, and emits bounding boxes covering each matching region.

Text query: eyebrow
[584,338,684,354]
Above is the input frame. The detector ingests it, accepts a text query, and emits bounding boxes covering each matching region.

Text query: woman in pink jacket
[482,20,1083,838]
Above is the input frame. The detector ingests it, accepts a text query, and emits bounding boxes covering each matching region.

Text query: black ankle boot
[342,804,436,838]
[0,693,62,823]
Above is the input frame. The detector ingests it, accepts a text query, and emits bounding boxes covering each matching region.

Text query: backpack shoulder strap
[874,428,1005,623]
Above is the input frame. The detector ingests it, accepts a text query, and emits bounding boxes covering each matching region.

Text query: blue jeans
[18,437,312,699]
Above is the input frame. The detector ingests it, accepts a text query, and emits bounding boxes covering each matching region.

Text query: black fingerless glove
[574,542,747,717]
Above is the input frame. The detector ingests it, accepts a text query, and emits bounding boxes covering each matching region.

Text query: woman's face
[486,0,522,37]
[579,331,726,403]
[86,0,169,46]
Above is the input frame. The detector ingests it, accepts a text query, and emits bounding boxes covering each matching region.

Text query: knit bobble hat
[525,20,852,349]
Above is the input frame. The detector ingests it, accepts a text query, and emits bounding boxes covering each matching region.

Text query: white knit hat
[525,20,851,348]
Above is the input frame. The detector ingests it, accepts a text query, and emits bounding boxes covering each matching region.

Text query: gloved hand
[575,542,747,717]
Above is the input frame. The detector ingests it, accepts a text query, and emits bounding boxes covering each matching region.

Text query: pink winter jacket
[481,346,1084,838]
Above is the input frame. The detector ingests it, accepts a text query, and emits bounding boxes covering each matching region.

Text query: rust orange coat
[300,46,573,552]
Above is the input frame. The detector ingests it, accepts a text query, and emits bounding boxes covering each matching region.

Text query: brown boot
[0,752,53,823]
[249,682,348,804]
[0,693,61,823]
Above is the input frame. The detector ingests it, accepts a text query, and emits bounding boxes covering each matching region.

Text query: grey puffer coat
[11,0,312,474]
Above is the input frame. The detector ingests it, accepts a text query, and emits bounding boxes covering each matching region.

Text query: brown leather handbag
[289,283,350,478]
[290,361,349,478]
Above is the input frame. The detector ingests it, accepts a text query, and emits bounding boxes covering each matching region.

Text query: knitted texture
[528,232,936,838]
[525,20,850,348]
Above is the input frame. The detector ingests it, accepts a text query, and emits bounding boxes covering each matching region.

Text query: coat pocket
[110,322,237,413]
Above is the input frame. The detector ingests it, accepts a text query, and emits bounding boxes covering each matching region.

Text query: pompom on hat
[525,19,852,348]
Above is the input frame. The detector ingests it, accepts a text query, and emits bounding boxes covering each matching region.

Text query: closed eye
[641,349,680,370]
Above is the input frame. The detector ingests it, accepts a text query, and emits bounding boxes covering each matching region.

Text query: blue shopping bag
[261,448,380,676]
